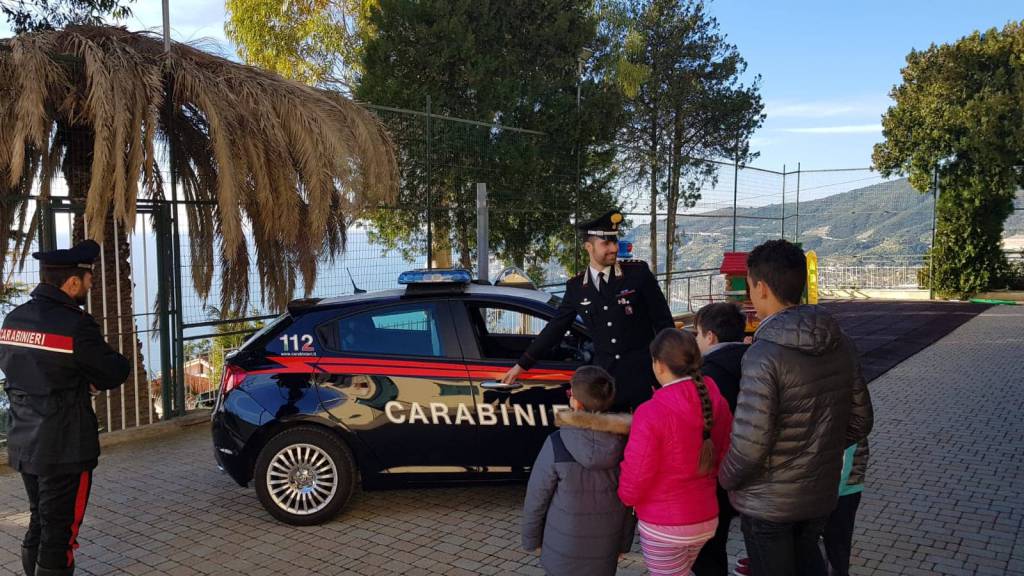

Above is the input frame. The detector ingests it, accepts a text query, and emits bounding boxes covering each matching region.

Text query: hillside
[627,178,1024,272]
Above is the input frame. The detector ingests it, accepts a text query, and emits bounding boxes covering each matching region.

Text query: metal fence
[12,101,1023,436]
[2,196,170,436]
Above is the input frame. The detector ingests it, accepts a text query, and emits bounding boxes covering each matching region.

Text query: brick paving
[0,305,1021,575]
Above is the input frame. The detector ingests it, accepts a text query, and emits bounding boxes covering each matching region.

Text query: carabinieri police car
[212,269,593,525]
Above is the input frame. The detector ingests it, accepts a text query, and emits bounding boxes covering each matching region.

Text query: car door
[313,300,480,473]
[451,297,591,470]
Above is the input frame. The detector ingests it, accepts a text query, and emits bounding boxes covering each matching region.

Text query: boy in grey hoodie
[521,366,633,576]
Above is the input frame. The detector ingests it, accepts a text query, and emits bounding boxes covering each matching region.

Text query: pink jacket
[618,376,733,525]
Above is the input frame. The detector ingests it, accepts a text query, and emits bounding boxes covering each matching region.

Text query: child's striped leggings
[638,517,718,575]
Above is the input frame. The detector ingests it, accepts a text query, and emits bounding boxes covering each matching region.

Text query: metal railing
[540,267,723,315]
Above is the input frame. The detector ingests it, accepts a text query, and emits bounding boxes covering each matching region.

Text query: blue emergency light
[398,268,473,285]
[618,240,633,259]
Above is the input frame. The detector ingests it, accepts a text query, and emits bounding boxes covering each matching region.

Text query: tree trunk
[648,116,659,274]
[664,115,683,294]
[458,216,472,270]
[431,217,453,268]
[62,122,150,432]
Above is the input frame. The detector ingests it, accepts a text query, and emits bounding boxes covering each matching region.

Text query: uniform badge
[580,299,592,306]
[625,305,634,315]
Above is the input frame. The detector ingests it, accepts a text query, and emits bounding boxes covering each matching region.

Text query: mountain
[626,178,1024,272]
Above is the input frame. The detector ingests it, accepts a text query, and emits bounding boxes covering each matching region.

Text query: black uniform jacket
[0,284,130,474]
[518,260,674,407]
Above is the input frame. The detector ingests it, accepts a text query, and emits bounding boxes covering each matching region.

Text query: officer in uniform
[0,240,130,576]
[501,210,674,410]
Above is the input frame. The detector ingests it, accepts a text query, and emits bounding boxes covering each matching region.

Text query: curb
[974,291,1024,302]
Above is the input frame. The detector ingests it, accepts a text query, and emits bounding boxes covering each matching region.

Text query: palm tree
[0,25,398,430]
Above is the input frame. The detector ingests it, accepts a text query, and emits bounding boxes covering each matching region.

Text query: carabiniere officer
[501,210,675,410]
[0,240,130,576]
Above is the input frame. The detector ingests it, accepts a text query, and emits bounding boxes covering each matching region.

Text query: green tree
[607,0,763,280]
[224,0,374,90]
[355,0,622,277]
[873,22,1024,298]
[0,280,27,311]
[183,338,211,362]
[204,307,263,396]
[1,0,132,33]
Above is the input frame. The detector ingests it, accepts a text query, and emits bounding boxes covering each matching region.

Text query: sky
[705,1,1022,170]
[1,1,1021,170]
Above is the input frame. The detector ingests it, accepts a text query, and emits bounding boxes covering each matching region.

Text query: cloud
[766,99,889,120]
[768,102,860,118]
[780,124,882,134]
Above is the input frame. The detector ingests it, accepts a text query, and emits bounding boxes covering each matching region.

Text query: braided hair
[649,328,716,475]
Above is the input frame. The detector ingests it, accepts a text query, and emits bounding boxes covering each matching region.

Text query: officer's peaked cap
[577,209,624,239]
[32,239,100,271]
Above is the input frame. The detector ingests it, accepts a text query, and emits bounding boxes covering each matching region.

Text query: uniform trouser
[21,470,93,571]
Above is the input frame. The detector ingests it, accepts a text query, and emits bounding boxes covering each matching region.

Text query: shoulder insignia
[619,258,648,267]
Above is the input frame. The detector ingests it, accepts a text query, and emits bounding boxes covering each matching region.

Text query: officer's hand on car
[500,364,523,385]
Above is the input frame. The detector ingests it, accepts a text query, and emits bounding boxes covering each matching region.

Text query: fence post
[930,166,939,300]
[476,183,488,282]
[795,162,801,244]
[781,164,787,239]
[167,148,186,416]
[732,151,739,252]
[425,95,433,268]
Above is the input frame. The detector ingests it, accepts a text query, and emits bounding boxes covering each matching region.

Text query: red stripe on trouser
[66,471,91,567]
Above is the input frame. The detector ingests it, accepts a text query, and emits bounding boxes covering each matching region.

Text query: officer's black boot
[34,564,74,576]
[20,547,37,576]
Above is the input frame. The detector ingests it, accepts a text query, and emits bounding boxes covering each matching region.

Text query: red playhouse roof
[720,252,748,275]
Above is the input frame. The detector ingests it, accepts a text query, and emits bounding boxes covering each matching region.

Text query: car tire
[254,426,357,525]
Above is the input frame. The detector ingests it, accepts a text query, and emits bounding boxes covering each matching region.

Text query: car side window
[475,306,548,336]
[323,303,443,357]
[467,303,591,362]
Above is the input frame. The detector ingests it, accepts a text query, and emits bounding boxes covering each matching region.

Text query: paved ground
[0,305,1022,575]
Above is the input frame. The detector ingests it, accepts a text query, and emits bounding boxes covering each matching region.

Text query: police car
[211,269,593,525]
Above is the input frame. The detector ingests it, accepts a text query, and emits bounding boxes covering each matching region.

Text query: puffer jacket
[619,376,733,525]
[702,342,748,413]
[719,305,873,523]
[521,411,633,576]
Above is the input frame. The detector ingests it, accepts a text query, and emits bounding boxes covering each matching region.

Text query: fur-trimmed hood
[556,410,632,435]
[553,411,632,470]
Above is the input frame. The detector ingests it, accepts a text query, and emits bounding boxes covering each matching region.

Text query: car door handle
[480,381,522,390]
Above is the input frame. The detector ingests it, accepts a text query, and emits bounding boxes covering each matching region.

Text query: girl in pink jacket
[619,328,734,576]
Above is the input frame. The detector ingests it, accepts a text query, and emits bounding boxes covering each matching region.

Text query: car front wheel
[254,426,356,525]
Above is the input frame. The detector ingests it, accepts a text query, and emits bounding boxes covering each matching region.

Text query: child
[691,302,749,576]
[619,328,733,576]
[823,438,870,576]
[521,366,634,576]
[718,239,872,576]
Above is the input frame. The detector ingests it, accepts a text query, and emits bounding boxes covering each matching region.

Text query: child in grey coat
[521,366,634,576]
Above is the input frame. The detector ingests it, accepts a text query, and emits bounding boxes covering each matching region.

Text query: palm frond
[0,25,398,313]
